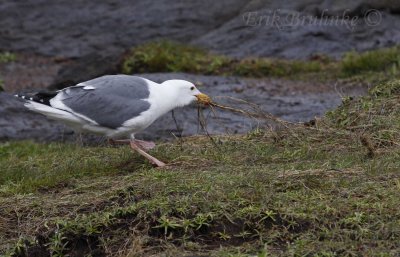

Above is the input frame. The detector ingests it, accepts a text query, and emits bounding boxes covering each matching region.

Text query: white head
[161,80,211,108]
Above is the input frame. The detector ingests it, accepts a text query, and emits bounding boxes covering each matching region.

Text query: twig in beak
[197,104,220,149]
[171,110,184,150]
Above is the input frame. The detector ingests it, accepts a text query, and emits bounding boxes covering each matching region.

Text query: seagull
[15,75,211,167]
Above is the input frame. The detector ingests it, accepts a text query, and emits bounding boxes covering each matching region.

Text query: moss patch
[121,40,324,78]
[121,41,400,82]
[0,52,16,64]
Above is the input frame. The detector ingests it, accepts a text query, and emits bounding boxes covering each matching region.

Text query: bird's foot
[130,141,166,168]
[109,139,164,167]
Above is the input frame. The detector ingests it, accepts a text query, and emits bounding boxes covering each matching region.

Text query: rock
[0,53,63,93]
[0,0,249,90]
[48,52,122,90]
[0,0,248,58]
[0,93,75,142]
[194,2,400,59]
[242,0,400,16]
[1,0,400,62]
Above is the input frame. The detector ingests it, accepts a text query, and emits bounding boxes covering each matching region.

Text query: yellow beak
[195,93,212,105]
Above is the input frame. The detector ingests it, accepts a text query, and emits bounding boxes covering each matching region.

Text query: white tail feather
[24,101,83,125]
[24,102,114,135]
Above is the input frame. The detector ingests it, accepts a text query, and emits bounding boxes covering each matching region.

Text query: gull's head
[162,80,211,107]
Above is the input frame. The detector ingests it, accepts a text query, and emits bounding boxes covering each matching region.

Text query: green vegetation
[0,51,16,91]
[121,41,323,78]
[0,52,16,64]
[121,40,400,81]
[341,46,400,76]
[1,80,399,256]
[122,40,225,74]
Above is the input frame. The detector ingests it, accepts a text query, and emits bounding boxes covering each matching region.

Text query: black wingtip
[15,91,56,106]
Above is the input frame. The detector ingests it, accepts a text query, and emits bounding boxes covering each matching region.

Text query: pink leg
[133,139,156,151]
[130,141,166,167]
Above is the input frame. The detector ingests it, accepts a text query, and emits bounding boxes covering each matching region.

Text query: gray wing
[58,75,151,129]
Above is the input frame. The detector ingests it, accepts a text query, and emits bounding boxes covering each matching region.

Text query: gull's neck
[147,81,182,116]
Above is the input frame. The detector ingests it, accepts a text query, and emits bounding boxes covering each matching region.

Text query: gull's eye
[190,86,195,91]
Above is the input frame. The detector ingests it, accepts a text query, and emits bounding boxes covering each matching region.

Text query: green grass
[0,142,138,194]
[0,51,16,92]
[1,80,399,256]
[121,40,324,78]
[341,46,400,76]
[0,52,16,64]
[121,41,400,82]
